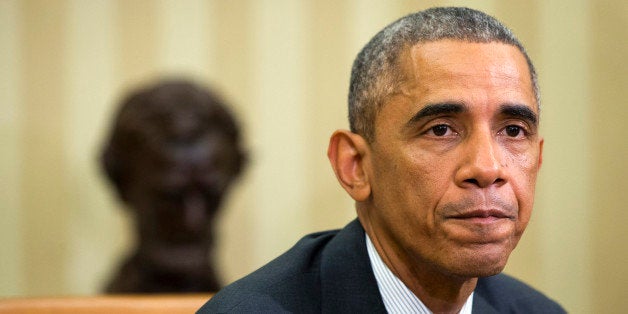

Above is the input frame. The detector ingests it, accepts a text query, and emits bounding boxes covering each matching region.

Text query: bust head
[101,79,246,292]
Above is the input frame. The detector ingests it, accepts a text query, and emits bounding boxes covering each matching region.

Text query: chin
[448,259,507,278]
[467,262,506,277]
[448,245,512,278]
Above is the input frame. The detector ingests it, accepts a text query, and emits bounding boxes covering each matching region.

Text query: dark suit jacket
[198,219,565,313]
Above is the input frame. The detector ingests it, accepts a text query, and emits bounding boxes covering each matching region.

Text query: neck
[359,213,475,314]
[399,261,476,313]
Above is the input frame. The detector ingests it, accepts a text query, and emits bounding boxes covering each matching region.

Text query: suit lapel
[472,290,500,314]
[319,220,387,313]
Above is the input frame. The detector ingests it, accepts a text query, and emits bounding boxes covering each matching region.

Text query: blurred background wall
[1,0,626,312]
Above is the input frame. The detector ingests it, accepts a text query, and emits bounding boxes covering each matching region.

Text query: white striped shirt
[366,235,474,314]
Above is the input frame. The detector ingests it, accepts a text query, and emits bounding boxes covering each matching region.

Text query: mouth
[448,209,515,223]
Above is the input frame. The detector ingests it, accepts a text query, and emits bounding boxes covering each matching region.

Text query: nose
[455,131,505,188]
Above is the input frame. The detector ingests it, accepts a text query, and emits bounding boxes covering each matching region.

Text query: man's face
[362,40,543,278]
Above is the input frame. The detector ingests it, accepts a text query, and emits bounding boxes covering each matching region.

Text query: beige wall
[1,1,626,312]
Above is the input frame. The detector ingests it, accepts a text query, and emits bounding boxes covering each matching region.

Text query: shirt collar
[365,234,474,314]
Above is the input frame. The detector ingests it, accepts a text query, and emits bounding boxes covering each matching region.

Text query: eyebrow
[500,104,538,126]
[405,102,538,128]
[406,103,465,126]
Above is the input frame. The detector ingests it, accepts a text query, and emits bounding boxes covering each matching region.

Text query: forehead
[409,40,529,74]
[399,40,536,108]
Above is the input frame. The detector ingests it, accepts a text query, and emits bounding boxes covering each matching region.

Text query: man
[198,7,565,313]
[101,80,246,293]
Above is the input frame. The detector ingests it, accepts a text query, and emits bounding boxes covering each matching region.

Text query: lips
[449,209,514,220]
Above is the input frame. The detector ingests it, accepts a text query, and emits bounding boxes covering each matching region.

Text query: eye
[427,124,453,137]
[505,125,524,137]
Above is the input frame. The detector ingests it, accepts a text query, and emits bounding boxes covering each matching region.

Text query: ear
[538,138,544,169]
[327,130,371,202]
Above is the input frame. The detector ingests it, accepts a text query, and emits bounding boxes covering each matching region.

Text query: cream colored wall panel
[64,0,130,295]
[0,0,25,297]
[298,0,355,237]
[248,0,309,266]
[207,0,259,285]
[19,0,72,296]
[155,0,213,80]
[115,0,159,87]
[348,0,403,51]
[534,1,592,312]
[590,2,628,312]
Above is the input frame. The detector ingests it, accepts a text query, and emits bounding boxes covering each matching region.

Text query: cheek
[403,151,454,224]
[508,152,541,234]
[407,149,454,197]
[371,152,430,217]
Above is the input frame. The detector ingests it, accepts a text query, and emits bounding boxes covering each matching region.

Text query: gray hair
[348,7,539,142]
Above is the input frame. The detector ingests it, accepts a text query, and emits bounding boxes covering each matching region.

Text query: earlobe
[327,130,371,202]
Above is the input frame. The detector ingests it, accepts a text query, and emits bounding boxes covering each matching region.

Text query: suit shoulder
[197,229,339,313]
[476,273,566,313]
